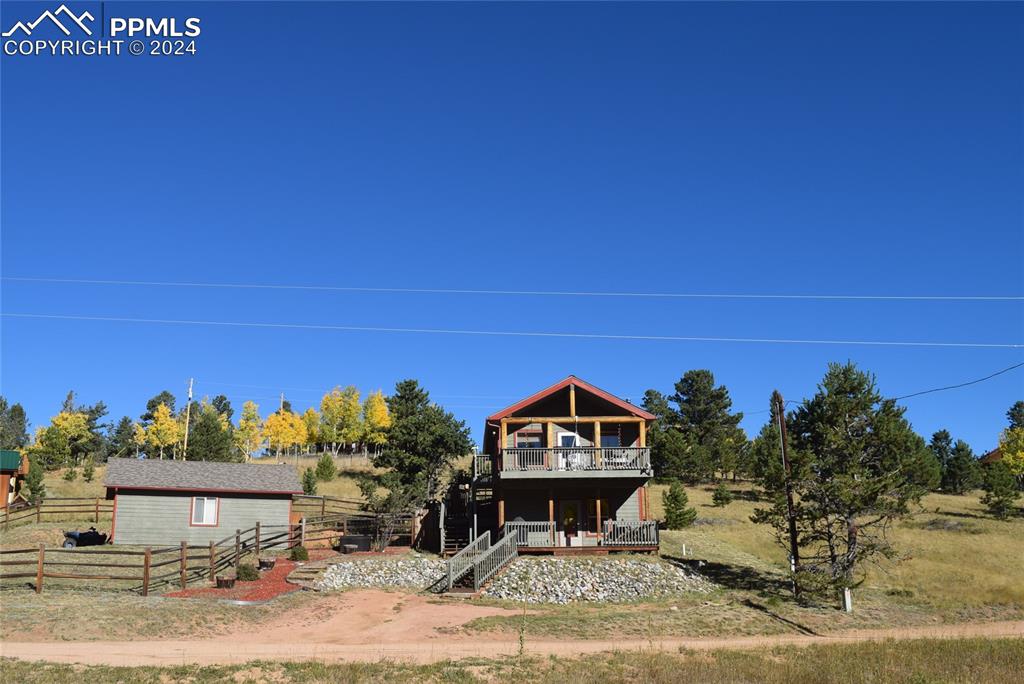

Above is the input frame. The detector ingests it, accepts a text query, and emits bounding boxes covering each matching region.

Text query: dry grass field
[3,637,1023,683]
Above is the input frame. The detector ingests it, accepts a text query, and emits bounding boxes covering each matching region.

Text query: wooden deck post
[569,383,576,417]
[546,422,554,468]
[594,420,601,467]
[639,421,647,448]
[209,541,216,580]
[35,543,44,594]
[497,497,505,530]
[596,490,602,543]
[548,489,555,545]
[142,547,151,596]
[255,521,261,555]
[180,541,188,589]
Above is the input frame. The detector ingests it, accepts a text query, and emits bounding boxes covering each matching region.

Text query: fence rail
[3,497,113,529]
[446,531,490,591]
[472,532,518,590]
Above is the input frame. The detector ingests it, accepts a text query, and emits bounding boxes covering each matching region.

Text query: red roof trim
[103,484,301,495]
[487,375,656,421]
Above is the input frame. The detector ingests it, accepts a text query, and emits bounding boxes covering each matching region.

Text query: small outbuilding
[104,458,302,545]
[1,449,29,510]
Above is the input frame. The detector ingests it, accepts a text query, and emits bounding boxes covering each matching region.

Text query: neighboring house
[452,376,658,555]
[104,458,302,545]
[980,448,1002,465]
[0,450,29,510]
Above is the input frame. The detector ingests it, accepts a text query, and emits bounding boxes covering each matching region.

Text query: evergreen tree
[301,467,318,495]
[108,416,138,460]
[662,481,697,528]
[315,452,337,481]
[0,397,30,449]
[374,380,472,502]
[82,458,95,483]
[929,430,954,472]
[981,461,1020,520]
[25,455,45,503]
[187,404,236,461]
[712,482,734,507]
[941,440,981,494]
[1007,401,1024,431]
[670,370,745,481]
[141,391,176,423]
[211,395,234,422]
[752,362,933,600]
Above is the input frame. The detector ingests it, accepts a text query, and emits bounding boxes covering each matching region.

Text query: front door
[560,499,581,547]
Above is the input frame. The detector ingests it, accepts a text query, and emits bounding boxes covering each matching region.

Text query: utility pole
[773,390,800,598]
[280,393,285,411]
[182,378,194,461]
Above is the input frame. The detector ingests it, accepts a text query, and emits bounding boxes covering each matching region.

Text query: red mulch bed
[165,559,301,602]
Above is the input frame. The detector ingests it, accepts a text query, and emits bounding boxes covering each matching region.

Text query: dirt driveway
[1,589,1021,665]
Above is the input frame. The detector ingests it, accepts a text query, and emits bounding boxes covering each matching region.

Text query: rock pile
[315,556,446,591]
[483,557,715,604]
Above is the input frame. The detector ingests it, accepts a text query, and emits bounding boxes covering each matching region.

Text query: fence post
[235,529,241,566]
[300,517,306,547]
[321,498,326,517]
[4,503,8,530]
[255,521,261,556]
[180,541,188,589]
[142,547,151,596]
[209,541,216,581]
[94,498,100,523]
[36,501,41,524]
[35,543,44,594]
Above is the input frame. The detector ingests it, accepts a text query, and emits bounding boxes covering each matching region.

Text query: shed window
[191,497,219,526]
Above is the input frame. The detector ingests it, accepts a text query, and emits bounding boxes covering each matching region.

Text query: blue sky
[1,1,1021,451]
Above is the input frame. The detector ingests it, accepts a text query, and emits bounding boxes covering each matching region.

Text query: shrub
[235,563,259,582]
[82,459,95,483]
[25,456,46,504]
[663,481,697,529]
[301,467,318,495]
[289,545,309,561]
[712,483,734,507]
[62,468,77,482]
[314,452,337,482]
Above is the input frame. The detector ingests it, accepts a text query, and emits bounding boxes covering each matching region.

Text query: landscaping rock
[315,556,446,591]
[482,557,715,604]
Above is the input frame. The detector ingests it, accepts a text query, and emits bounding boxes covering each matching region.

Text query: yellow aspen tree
[302,407,320,454]
[234,400,263,461]
[999,427,1024,479]
[262,410,307,459]
[362,390,392,455]
[319,387,346,456]
[132,423,147,458]
[147,403,181,460]
[338,386,363,451]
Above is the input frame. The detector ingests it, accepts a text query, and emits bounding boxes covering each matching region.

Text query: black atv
[62,527,109,548]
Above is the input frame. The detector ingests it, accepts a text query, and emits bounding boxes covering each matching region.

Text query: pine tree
[663,481,696,528]
[712,482,733,507]
[315,452,337,481]
[668,370,745,481]
[0,397,30,449]
[82,458,95,482]
[981,461,1020,520]
[301,467,318,495]
[941,440,980,494]
[108,416,137,460]
[187,404,235,461]
[25,455,45,503]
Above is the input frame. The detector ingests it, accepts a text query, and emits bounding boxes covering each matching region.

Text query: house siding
[112,491,290,546]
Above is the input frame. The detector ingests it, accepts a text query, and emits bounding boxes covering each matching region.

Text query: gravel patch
[315,556,446,591]
[483,557,715,604]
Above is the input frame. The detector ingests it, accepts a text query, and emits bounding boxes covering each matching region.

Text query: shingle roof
[104,458,302,494]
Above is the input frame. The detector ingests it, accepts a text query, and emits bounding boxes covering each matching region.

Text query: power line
[893,361,1024,400]
[4,276,1022,302]
[4,311,1022,348]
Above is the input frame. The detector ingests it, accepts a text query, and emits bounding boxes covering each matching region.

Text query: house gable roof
[487,376,656,421]
[104,458,302,495]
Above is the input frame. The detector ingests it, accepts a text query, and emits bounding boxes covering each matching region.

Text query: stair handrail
[472,531,518,590]
[446,530,490,591]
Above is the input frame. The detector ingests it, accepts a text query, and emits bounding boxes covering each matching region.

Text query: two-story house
[464,376,659,554]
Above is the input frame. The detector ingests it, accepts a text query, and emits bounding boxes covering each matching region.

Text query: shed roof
[0,450,23,471]
[104,458,302,495]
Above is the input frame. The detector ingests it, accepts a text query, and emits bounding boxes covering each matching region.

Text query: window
[558,431,580,447]
[600,433,622,447]
[191,496,219,526]
[516,432,542,449]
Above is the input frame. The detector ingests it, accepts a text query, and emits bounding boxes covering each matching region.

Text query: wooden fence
[3,497,114,530]
[0,509,417,595]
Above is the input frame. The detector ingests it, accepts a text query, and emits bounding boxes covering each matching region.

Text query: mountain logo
[3,4,94,38]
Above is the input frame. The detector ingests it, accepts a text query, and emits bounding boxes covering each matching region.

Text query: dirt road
[2,590,1021,665]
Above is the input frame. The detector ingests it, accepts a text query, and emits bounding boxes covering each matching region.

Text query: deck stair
[438,529,518,593]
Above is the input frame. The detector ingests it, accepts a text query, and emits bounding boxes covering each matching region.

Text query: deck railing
[445,530,490,591]
[602,519,659,547]
[501,447,651,473]
[472,532,518,590]
[504,520,556,547]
